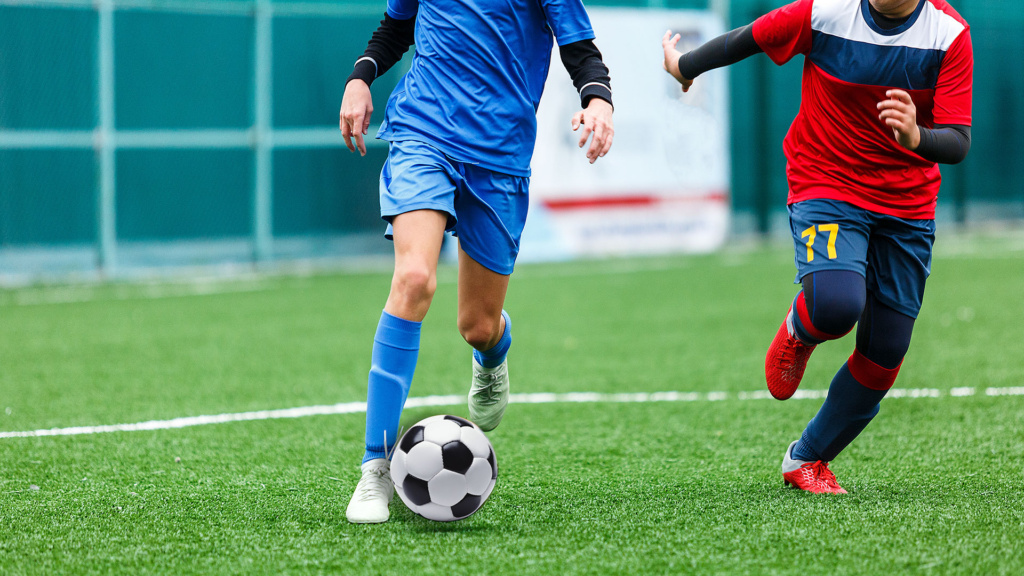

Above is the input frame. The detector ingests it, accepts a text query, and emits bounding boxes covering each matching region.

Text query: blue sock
[363,311,421,463]
[791,361,890,462]
[472,310,511,369]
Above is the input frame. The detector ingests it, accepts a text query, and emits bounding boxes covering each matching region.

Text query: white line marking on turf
[2,279,270,307]
[986,387,1024,397]
[1,386,1022,440]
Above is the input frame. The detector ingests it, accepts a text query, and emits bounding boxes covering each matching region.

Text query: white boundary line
[2,387,1022,440]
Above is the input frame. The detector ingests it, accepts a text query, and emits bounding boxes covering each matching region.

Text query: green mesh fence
[0,0,1020,278]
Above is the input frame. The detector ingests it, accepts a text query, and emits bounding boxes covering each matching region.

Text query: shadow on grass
[390,505,501,534]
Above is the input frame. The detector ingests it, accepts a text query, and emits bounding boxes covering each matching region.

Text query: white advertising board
[520,8,730,261]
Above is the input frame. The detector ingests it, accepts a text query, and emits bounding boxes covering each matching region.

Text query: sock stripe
[794,292,842,342]
[847,349,902,391]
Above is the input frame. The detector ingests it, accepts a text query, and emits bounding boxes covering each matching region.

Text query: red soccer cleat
[765,309,816,400]
[781,441,847,494]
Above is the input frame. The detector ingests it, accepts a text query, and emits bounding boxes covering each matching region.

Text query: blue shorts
[379,140,529,275]
[788,199,936,318]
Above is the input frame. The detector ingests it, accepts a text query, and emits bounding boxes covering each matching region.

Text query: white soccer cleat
[468,358,509,432]
[345,458,395,524]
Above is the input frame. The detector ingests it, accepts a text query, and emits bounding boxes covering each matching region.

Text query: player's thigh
[380,140,459,236]
[864,216,935,319]
[788,199,872,283]
[391,210,449,272]
[452,165,527,328]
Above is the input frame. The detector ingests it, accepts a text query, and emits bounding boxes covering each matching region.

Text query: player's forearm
[346,13,416,87]
[558,40,613,108]
[914,124,971,164]
[677,24,762,80]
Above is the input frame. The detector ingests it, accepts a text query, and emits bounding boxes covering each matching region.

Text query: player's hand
[662,30,694,92]
[571,98,614,164]
[877,89,920,151]
[340,80,373,156]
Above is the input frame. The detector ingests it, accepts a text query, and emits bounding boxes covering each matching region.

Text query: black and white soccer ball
[391,415,497,522]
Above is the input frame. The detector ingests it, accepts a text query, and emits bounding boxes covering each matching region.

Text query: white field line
[1,280,269,307]
[2,386,1022,440]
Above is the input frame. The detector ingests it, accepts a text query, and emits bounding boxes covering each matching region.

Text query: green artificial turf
[1,233,1022,575]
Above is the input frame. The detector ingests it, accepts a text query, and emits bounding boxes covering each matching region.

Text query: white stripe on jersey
[811,0,965,51]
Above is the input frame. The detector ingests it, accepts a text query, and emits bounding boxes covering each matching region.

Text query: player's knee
[810,291,865,337]
[856,299,917,369]
[391,264,436,307]
[458,313,501,351]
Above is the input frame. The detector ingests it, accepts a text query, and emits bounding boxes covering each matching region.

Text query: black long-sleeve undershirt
[677,24,761,81]
[557,40,613,108]
[345,13,417,87]
[916,124,971,164]
[677,23,969,164]
[346,13,612,108]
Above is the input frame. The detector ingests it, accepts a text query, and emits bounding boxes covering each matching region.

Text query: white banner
[521,8,730,261]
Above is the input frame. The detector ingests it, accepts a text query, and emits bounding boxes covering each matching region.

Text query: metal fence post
[253,0,274,263]
[97,0,117,274]
[753,3,772,238]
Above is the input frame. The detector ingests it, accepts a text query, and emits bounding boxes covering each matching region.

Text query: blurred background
[1,0,1021,283]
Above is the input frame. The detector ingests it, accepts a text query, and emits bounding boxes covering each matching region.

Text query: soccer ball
[391,415,497,522]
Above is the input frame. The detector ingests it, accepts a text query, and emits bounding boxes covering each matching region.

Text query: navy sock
[363,311,421,463]
[472,310,511,369]
[792,351,899,462]
[790,271,865,345]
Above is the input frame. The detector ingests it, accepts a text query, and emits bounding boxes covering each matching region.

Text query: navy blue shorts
[788,199,936,318]
[379,140,529,275]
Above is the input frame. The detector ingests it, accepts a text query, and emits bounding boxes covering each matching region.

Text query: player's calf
[790,350,899,465]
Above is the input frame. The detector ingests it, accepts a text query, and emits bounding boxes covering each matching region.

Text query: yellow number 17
[801,223,839,262]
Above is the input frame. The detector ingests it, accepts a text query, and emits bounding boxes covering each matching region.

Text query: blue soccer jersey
[376,0,596,177]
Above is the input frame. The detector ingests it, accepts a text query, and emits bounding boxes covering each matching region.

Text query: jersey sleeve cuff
[555,29,596,47]
[346,58,378,87]
[385,1,417,20]
[932,115,972,126]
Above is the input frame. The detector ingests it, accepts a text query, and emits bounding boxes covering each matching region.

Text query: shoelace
[778,337,812,371]
[815,461,842,489]
[803,461,839,490]
[472,370,503,405]
[354,466,392,502]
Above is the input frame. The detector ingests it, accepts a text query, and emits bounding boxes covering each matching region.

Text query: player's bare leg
[384,210,449,322]
[458,246,512,431]
[348,209,447,524]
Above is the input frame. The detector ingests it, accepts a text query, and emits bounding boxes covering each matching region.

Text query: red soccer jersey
[752,0,973,219]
